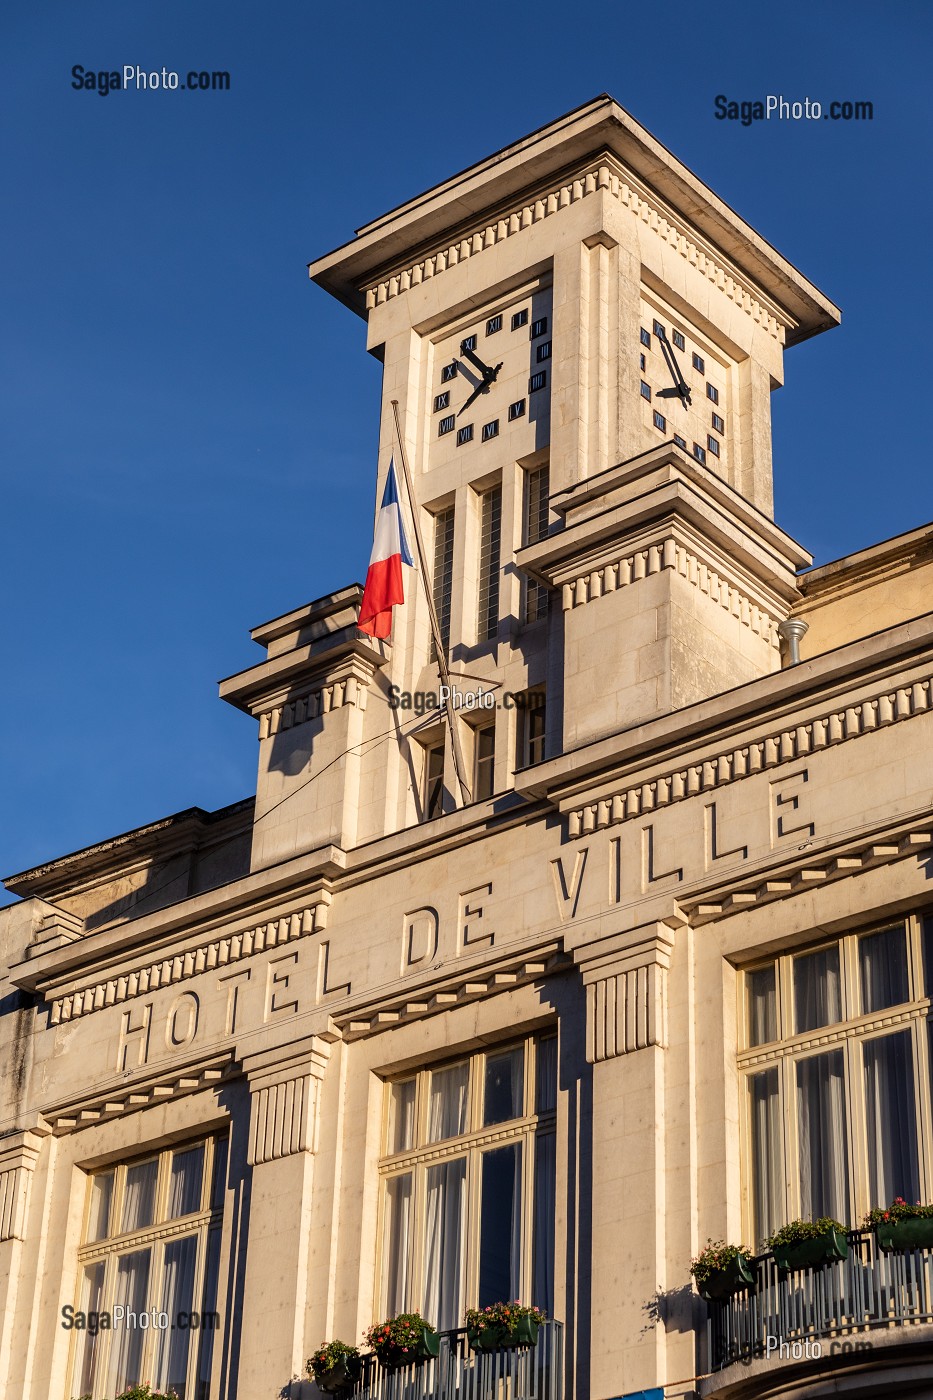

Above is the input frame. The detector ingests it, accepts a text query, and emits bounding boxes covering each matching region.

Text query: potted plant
[365,1312,439,1369]
[307,1339,363,1393]
[115,1388,181,1400]
[689,1239,756,1302]
[767,1217,848,1271]
[864,1198,933,1252]
[464,1301,547,1351]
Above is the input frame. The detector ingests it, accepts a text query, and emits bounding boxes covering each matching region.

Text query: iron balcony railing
[343,1320,563,1400]
[706,1228,933,1369]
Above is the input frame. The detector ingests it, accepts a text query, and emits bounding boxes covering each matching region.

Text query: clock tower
[238,94,841,867]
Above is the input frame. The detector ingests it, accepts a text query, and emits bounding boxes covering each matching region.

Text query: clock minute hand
[460,342,493,377]
[656,327,692,407]
[458,375,493,417]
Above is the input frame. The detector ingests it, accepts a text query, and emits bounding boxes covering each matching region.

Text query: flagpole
[390,399,472,807]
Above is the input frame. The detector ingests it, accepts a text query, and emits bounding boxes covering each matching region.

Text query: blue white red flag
[358,458,414,638]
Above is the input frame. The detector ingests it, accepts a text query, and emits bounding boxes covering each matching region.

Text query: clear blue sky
[2,0,930,889]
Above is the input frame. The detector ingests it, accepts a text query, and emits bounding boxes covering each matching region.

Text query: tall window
[523,465,550,624]
[476,485,502,642]
[517,691,546,767]
[473,723,496,802]
[70,1135,227,1400]
[432,506,455,658]
[379,1036,557,1331]
[423,741,445,820]
[742,915,933,1248]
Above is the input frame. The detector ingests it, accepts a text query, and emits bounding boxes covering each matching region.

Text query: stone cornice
[363,153,792,342]
[38,1049,235,1136]
[256,653,375,741]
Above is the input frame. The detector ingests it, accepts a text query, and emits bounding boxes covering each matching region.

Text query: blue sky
[1,0,930,889]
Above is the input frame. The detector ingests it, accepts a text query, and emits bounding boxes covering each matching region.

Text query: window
[693,442,706,464]
[712,412,724,434]
[672,329,685,351]
[640,327,651,348]
[529,371,547,393]
[519,693,546,766]
[653,410,666,432]
[473,724,496,801]
[531,317,548,338]
[378,1037,557,1328]
[431,506,455,657]
[707,382,719,404]
[536,342,551,362]
[423,742,445,820]
[742,917,933,1249]
[438,415,455,437]
[442,362,458,383]
[477,485,501,642]
[640,381,651,402]
[692,352,705,373]
[70,1136,226,1400]
[707,435,720,457]
[523,464,550,624]
[508,399,526,421]
[511,309,529,331]
[457,424,473,447]
[482,420,499,443]
[434,392,450,413]
[486,315,502,335]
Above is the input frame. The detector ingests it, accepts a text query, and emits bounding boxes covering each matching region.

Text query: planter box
[468,1317,540,1351]
[314,1356,362,1393]
[876,1217,933,1252]
[375,1329,439,1370]
[772,1228,848,1271]
[698,1255,756,1302]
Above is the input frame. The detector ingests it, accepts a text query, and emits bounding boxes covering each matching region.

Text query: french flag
[358,458,414,638]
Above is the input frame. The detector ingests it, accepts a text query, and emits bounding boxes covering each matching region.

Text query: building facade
[2,95,933,1400]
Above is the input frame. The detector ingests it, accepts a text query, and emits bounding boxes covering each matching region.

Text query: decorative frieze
[43,1055,233,1135]
[566,674,933,838]
[364,159,789,342]
[244,1034,331,1165]
[48,894,332,1028]
[257,674,367,742]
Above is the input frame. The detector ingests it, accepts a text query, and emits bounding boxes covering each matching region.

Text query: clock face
[427,287,552,471]
[637,297,729,474]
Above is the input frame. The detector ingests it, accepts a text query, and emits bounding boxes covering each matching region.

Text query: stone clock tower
[229,94,839,871]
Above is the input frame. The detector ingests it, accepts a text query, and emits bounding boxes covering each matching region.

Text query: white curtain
[533,1134,555,1314]
[154,1234,198,1397]
[536,1037,558,1114]
[106,1248,151,1396]
[794,947,841,1034]
[750,1069,782,1246]
[428,1064,469,1142]
[87,1170,113,1242]
[383,1173,413,1316]
[388,1080,416,1154]
[168,1146,204,1219]
[747,966,777,1047]
[860,926,910,1014]
[423,1158,466,1331]
[195,1227,223,1396]
[797,1050,849,1222]
[121,1159,159,1232]
[73,1261,105,1396]
[864,1030,919,1206]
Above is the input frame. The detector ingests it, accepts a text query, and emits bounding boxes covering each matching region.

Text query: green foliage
[766,1217,845,1249]
[863,1196,933,1227]
[464,1301,547,1331]
[307,1339,361,1377]
[364,1312,434,1354]
[689,1239,753,1290]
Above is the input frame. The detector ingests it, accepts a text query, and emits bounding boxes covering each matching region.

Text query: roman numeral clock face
[428,291,553,467]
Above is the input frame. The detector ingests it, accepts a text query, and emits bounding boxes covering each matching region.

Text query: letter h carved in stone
[243,1034,332,1166]
[577,924,675,1063]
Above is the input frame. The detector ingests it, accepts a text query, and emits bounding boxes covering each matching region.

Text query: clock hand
[656,327,692,407]
[460,342,493,377]
[458,372,497,417]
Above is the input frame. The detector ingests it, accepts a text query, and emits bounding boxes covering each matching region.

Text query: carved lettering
[402,907,439,973]
[218,969,251,1035]
[772,769,814,844]
[317,940,351,1000]
[265,953,299,1020]
[550,848,588,922]
[117,1003,152,1071]
[165,993,199,1050]
[459,884,494,950]
[704,801,748,870]
[641,824,683,890]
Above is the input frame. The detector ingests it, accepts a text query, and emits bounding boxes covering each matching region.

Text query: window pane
[864,1030,920,1207]
[121,1159,159,1232]
[388,1079,416,1154]
[87,1170,114,1242]
[210,1137,228,1210]
[169,1145,204,1218]
[428,1063,469,1141]
[474,725,496,802]
[383,1174,412,1316]
[923,917,933,997]
[154,1234,198,1399]
[106,1248,152,1396]
[747,965,777,1046]
[477,486,502,642]
[796,1050,850,1223]
[794,945,841,1033]
[195,1228,222,1400]
[749,1068,782,1248]
[533,1134,555,1315]
[423,1158,466,1331]
[73,1261,105,1396]
[484,1048,524,1126]
[479,1144,522,1307]
[432,507,455,657]
[860,925,910,1013]
[424,744,445,821]
[536,1036,558,1114]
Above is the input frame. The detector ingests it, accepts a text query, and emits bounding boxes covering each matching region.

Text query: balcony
[703,1229,933,1390]
[333,1321,563,1400]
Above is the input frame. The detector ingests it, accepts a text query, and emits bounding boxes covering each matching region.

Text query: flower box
[314,1356,362,1393]
[772,1226,848,1271]
[697,1254,756,1302]
[467,1315,539,1351]
[374,1329,439,1370]
[875,1217,933,1252]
